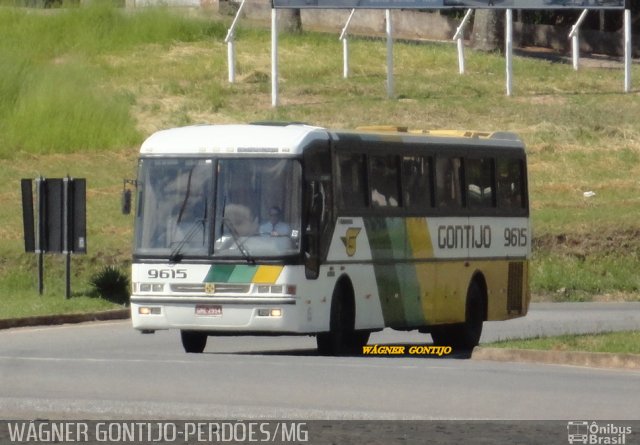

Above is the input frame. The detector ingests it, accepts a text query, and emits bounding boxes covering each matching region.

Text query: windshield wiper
[221,217,255,265]
[169,219,205,263]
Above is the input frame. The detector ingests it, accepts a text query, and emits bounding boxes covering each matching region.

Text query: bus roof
[139,124,328,156]
[353,125,521,141]
[139,123,524,156]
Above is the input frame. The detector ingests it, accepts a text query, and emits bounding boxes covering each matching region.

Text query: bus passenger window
[402,156,432,209]
[466,158,495,208]
[497,158,525,209]
[435,157,463,209]
[337,153,367,208]
[369,155,400,207]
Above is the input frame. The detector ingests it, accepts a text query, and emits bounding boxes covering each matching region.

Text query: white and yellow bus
[128,123,530,354]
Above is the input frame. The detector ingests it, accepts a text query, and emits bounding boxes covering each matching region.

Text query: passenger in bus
[222,203,258,237]
[259,206,291,237]
[371,188,398,207]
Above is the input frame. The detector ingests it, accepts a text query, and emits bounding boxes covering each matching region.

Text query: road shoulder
[472,346,640,371]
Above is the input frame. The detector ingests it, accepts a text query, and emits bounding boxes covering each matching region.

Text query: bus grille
[170,283,251,294]
[507,262,524,314]
[170,284,204,293]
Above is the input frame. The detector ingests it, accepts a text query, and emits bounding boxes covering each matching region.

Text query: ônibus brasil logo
[567,421,632,445]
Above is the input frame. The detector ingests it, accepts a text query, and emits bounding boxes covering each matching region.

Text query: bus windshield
[133,157,302,259]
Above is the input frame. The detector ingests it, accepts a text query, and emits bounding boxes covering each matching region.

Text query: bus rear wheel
[316,284,369,356]
[181,330,207,353]
[431,280,485,351]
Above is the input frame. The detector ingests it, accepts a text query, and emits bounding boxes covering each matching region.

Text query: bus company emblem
[341,227,361,257]
[204,282,216,294]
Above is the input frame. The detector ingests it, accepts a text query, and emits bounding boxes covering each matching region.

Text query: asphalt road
[1,303,639,420]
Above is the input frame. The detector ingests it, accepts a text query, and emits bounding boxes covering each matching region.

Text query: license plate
[195,305,222,316]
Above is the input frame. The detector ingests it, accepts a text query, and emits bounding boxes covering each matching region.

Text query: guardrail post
[568,9,588,71]
[271,8,279,107]
[624,9,632,93]
[453,9,473,75]
[386,9,394,99]
[505,9,513,96]
[339,9,356,79]
[224,0,247,84]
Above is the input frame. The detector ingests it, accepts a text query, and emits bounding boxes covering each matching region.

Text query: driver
[259,206,291,237]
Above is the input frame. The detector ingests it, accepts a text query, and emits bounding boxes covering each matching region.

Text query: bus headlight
[255,285,296,295]
[138,306,162,315]
[135,283,165,293]
[257,308,283,317]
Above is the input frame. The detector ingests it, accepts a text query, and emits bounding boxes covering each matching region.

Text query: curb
[471,346,640,371]
[0,309,130,330]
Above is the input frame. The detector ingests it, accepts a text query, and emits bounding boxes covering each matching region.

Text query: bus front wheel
[316,283,369,356]
[181,330,207,353]
[431,280,485,350]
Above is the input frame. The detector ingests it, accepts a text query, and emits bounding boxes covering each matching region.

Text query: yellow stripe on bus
[252,265,283,284]
[406,218,433,259]
[405,218,435,322]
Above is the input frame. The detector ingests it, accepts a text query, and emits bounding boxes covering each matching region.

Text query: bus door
[302,142,333,279]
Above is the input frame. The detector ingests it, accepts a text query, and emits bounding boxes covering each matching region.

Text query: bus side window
[337,153,367,208]
[435,157,463,209]
[497,158,525,209]
[369,155,400,207]
[402,156,432,210]
[466,158,495,209]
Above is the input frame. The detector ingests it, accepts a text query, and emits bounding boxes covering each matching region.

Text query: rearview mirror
[304,251,319,280]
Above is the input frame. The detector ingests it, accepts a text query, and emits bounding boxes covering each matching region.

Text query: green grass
[489,331,640,355]
[531,252,640,301]
[0,3,225,155]
[0,4,639,319]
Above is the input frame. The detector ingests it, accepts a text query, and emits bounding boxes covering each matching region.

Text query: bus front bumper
[130,295,300,332]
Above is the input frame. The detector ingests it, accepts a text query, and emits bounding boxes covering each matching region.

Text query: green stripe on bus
[204,264,237,283]
[402,265,427,326]
[390,218,425,327]
[228,265,259,283]
[364,218,405,327]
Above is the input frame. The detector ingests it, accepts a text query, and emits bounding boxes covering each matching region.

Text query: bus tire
[316,282,369,356]
[181,330,207,353]
[431,280,485,350]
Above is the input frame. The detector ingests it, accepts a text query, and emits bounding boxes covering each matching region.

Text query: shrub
[90,265,129,305]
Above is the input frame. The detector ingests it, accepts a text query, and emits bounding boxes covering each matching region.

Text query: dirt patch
[533,228,640,257]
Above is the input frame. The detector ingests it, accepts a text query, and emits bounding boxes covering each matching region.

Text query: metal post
[342,38,349,79]
[271,8,279,107]
[453,9,473,75]
[385,9,394,99]
[63,176,71,299]
[569,9,589,71]
[624,9,632,93]
[227,40,236,83]
[36,177,44,295]
[340,9,356,79]
[224,0,247,84]
[505,9,513,97]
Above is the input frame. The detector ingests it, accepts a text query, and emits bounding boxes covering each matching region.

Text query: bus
[127,123,530,355]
